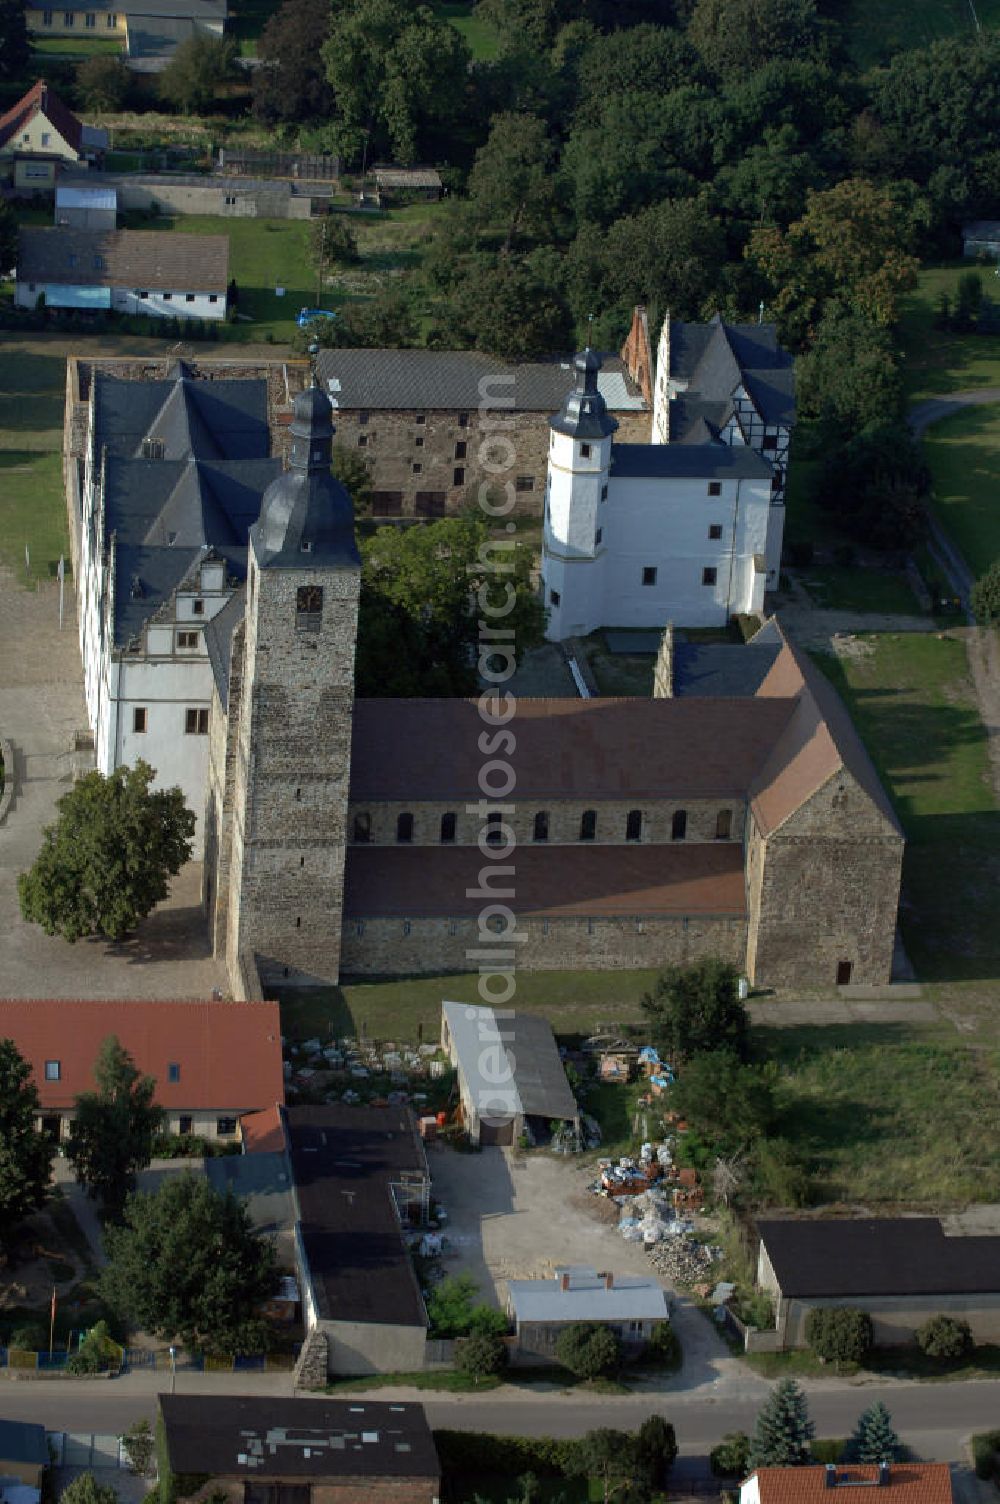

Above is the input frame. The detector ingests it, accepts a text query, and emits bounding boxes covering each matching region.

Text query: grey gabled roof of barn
[442,1002,579,1124]
[315,348,646,412]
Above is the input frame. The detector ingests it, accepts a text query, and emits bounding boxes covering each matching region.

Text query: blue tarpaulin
[42,284,112,309]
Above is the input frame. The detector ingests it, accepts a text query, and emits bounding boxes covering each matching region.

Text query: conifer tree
[748,1378,815,1468]
[846,1402,902,1464]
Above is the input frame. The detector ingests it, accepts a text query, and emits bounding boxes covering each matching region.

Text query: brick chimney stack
[603,1271,614,1290]
[559,1271,570,1291]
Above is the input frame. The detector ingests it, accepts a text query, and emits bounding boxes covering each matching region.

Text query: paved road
[1,1370,999,1460]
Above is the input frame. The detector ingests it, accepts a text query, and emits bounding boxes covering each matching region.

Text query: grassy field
[432,0,501,58]
[814,633,1000,981]
[843,0,1000,68]
[31,34,123,54]
[278,968,660,1047]
[923,402,1000,578]
[799,565,922,614]
[0,346,66,452]
[899,263,1000,403]
[0,452,70,581]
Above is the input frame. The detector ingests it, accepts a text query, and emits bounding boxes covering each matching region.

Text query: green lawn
[579,632,656,697]
[899,262,1000,403]
[799,565,922,615]
[923,402,1000,578]
[0,344,66,451]
[843,0,1000,68]
[277,968,660,1047]
[0,452,70,582]
[431,0,501,58]
[813,633,1000,981]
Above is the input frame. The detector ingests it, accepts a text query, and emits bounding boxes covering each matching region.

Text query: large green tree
[749,1378,815,1467]
[432,249,574,360]
[101,1173,278,1354]
[323,0,470,163]
[59,1476,119,1504]
[357,516,545,695]
[686,0,825,80]
[467,113,557,252]
[158,32,237,113]
[0,1040,54,1243]
[18,760,195,943]
[252,0,334,124]
[671,1050,777,1151]
[554,1322,621,1379]
[66,1036,165,1219]
[796,307,903,438]
[75,55,132,112]
[641,958,748,1062]
[569,1430,636,1504]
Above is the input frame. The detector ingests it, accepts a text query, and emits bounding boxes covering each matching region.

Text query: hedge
[433,1430,581,1478]
[972,1431,1000,1480]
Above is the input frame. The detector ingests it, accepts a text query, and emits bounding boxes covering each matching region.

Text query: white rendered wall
[111,287,226,320]
[543,427,612,640]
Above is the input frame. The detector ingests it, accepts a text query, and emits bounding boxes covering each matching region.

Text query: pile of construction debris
[646,1232,723,1286]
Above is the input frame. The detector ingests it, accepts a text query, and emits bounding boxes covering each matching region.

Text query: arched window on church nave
[396,812,414,843]
[580,809,596,841]
[715,808,732,840]
[533,811,549,842]
[672,809,687,841]
[353,812,371,843]
[626,809,642,842]
[440,812,457,843]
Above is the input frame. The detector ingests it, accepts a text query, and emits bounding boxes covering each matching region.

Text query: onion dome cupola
[550,348,619,441]
[250,384,360,569]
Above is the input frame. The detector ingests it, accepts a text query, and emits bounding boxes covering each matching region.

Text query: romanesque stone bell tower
[226,383,361,987]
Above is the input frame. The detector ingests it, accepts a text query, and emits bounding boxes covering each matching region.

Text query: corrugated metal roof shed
[55,184,117,210]
[442,1002,579,1124]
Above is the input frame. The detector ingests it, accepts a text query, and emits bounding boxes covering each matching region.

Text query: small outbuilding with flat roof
[159,1393,441,1504]
[441,1001,580,1148]
[506,1266,670,1361]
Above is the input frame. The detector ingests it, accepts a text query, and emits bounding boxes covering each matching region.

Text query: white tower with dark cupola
[542,348,618,640]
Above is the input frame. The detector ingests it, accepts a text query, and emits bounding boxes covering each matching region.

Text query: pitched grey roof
[668,315,795,434]
[610,442,772,481]
[442,1002,579,1124]
[758,1217,1000,1299]
[17,227,229,293]
[93,366,270,459]
[203,586,245,706]
[58,0,226,16]
[673,641,783,698]
[127,16,199,64]
[316,348,645,413]
[508,1270,669,1325]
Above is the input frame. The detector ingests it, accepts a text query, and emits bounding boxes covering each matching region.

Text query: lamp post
[168,1345,177,1394]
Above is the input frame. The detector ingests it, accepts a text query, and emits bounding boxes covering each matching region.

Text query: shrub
[9,1323,47,1351]
[641,1321,681,1368]
[972,1430,1000,1480]
[810,1438,846,1464]
[432,1430,579,1478]
[805,1307,873,1365]
[915,1314,973,1361]
[66,1319,119,1375]
[454,1331,507,1382]
[554,1321,621,1378]
[710,1433,751,1478]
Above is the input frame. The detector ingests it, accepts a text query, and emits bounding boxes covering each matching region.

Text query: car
[296,307,338,328]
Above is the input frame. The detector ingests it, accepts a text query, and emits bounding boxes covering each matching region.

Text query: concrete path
[0,568,226,998]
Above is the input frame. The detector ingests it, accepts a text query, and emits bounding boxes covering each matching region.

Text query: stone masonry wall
[340,913,747,975]
[746,772,904,989]
[226,561,360,987]
[332,406,650,518]
[347,796,744,847]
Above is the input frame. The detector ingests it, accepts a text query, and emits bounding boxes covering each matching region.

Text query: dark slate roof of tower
[550,349,619,440]
[251,385,360,569]
[667,314,795,436]
[92,365,270,459]
[610,442,772,480]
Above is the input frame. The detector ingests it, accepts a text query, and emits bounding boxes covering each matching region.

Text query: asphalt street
[3,1370,1000,1462]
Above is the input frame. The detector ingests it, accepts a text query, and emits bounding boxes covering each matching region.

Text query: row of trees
[714,1381,904,1474]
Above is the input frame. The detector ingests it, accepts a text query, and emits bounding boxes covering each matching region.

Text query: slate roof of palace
[286,1105,429,1330]
[667,314,796,435]
[610,441,773,481]
[749,1466,953,1504]
[160,1394,440,1480]
[315,348,646,412]
[92,365,277,647]
[442,1003,580,1123]
[17,227,229,292]
[0,999,283,1112]
[758,1217,1000,1298]
[0,81,87,154]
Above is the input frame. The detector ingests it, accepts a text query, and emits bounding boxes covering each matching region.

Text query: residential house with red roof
[0,998,283,1144]
[741,1465,953,1504]
[0,81,107,194]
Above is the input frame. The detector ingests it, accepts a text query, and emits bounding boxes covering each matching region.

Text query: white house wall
[16,283,226,319]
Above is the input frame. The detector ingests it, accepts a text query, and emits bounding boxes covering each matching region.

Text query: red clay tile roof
[350,697,796,801]
[750,1465,952,1504]
[240,1104,287,1154]
[344,843,746,918]
[0,999,284,1113]
[749,626,902,837]
[0,81,83,154]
